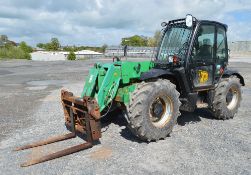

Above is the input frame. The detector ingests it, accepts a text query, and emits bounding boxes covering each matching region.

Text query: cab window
[191,25,215,62]
[216,27,227,63]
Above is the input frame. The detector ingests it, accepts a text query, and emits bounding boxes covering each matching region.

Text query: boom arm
[81,61,154,112]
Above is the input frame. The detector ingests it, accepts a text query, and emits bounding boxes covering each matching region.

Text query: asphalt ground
[0,58,250,175]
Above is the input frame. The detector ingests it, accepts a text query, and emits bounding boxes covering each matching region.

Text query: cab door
[189,23,216,90]
[214,25,228,81]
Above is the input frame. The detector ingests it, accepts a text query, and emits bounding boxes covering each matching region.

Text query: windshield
[157,25,192,61]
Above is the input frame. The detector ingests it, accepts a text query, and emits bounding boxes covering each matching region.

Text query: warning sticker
[198,70,209,84]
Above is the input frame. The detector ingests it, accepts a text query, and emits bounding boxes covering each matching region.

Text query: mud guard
[140,68,174,80]
[223,69,245,86]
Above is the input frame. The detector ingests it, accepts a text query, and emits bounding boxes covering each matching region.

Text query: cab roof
[168,18,228,31]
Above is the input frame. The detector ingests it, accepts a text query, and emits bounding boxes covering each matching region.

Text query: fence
[105,46,157,58]
[105,42,251,58]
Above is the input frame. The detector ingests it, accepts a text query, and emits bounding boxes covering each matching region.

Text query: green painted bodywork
[81,61,154,111]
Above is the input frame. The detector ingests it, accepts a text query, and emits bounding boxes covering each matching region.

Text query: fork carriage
[14,90,102,167]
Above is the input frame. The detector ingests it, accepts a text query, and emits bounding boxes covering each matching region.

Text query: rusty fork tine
[21,142,92,167]
[14,91,102,167]
[14,133,76,151]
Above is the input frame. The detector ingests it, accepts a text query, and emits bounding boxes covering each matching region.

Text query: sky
[0,0,251,46]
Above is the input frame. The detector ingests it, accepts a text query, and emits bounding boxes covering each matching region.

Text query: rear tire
[211,76,242,119]
[124,79,181,141]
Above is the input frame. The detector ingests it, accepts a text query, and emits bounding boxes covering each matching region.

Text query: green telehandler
[15,15,245,167]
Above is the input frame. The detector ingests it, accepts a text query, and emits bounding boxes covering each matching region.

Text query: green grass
[77,57,90,61]
[0,47,31,60]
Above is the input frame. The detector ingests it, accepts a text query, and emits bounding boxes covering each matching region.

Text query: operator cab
[156,14,228,90]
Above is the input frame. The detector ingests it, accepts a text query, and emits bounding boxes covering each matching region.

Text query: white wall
[31,51,66,61]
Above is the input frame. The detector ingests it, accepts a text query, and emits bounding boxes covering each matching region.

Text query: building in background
[0,34,17,47]
[228,41,251,52]
[67,50,103,59]
[31,50,103,61]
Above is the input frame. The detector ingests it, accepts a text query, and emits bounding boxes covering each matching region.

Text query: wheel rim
[226,86,239,110]
[149,96,173,128]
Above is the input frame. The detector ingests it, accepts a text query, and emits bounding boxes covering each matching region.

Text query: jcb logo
[198,70,208,84]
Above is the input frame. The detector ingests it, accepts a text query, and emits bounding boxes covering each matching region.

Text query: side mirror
[185,14,193,27]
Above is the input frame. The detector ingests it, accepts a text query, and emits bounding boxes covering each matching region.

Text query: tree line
[121,30,161,47]
[0,30,162,60]
[0,35,32,60]
[36,38,108,53]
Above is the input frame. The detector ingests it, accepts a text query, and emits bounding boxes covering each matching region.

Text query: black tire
[211,76,242,119]
[124,79,181,141]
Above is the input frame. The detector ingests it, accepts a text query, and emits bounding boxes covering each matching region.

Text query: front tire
[211,76,242,119]
[124,79,181,141]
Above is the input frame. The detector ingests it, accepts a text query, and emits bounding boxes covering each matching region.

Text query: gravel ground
[0,58,250,175]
